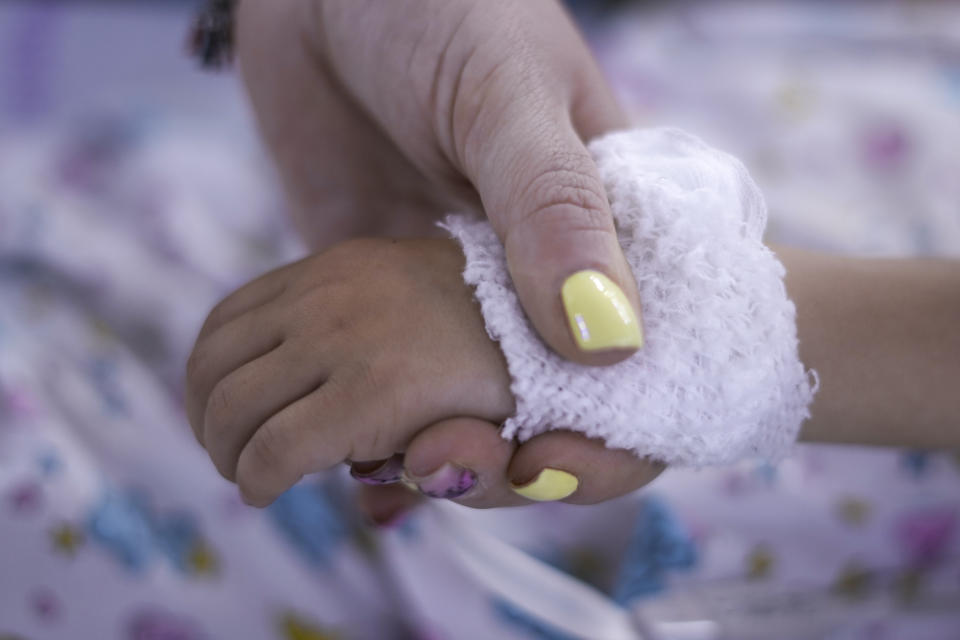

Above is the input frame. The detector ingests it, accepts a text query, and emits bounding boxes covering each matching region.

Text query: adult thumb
[468,102,643,366]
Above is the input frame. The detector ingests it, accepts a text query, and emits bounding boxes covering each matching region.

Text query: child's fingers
[202,341,333,482]
[507,430,664,505]
[233,375,362,506]
[402,417,528,509]
[233,365,435,507]
[195,261,296,341]
[185,306,285,443]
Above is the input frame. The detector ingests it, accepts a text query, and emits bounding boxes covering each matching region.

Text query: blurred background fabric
[1,1,958,639]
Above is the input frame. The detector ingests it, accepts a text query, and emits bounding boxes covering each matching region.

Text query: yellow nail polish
[561,270,643,352]
[511,468,579,502]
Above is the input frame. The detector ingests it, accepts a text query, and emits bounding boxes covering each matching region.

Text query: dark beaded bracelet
[189,0,238,70]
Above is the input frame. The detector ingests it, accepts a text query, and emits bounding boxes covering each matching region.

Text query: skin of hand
[185,238,663,509]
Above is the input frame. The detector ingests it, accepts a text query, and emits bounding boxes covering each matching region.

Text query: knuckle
[198,300,229,338]
[344,358,405,459]
[516,160,611,235]
[236,422,288,507]
[244,418,287,477]
[210,452,237,484]
[202,379,235,441]
[185,345,208,386]
[451,55,516,165]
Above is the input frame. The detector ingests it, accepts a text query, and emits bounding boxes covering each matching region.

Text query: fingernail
[510,468,579,502]
[350,456,404,486]
[410,464,477,500]
[561,270,643,352]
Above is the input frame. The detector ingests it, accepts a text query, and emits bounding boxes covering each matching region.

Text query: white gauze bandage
[443,128,816,466]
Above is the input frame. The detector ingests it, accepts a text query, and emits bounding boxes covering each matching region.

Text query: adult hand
[233,0,654,511]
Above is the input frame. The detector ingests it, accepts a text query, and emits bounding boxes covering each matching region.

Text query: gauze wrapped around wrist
[443,128,816,466]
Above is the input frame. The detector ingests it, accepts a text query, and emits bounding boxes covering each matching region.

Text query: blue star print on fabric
[153,510,206,574]
[492,599,580,640]
[753,461,778,486]
[266,482,348,567]
[36,449,62,477]
[86,487,212,574]
[86,489,156,571]
[614,496,698,604]
[902,450,932,479]
[86,357,128,416]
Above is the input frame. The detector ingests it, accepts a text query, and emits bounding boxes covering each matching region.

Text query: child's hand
[186,238,661,508]
[186,238,510,503]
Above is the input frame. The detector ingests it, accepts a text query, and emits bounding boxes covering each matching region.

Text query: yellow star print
[746,545,774,580]
[833,563,873,599]
[187,541,219,576]
[835,497,871,526]
[278,613,339,640]
[50,523,84,556]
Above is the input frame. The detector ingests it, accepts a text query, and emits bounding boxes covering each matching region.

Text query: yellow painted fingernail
[561,270,643,352]
[511,468,579,502]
